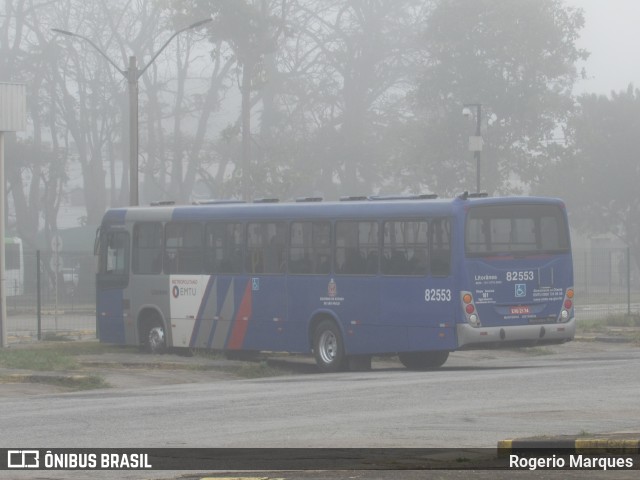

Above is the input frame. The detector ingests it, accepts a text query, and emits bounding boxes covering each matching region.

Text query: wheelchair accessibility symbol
[515,284,526,298]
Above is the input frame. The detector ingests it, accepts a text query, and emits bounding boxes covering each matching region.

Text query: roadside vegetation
[0,341,298,391]
[579,314,640,331]
[231,360,293,379]
[1,318,637,393]
[0,341,136,390]
[577,314,640,345]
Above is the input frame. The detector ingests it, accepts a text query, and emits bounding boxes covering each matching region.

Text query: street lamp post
[462,103,483,194]
[52,18,211,206]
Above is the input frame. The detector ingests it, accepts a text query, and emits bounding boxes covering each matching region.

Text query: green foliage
[405,0,586,195]
[232,360,291,378]
[0,342,133,371]
[547,86,640,268]
[0,349,79,371]
[578,314,640,332]
[6,0,591,219]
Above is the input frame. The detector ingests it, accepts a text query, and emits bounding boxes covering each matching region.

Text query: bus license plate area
[510,306,530,315]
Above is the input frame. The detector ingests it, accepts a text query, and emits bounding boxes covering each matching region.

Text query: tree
[0,0,69,247]
[403,0,586,196]
[545,86,640,268]
[190,0,286,200]
[253,0,429,199]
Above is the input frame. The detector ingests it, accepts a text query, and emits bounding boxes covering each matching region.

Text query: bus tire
[142,318,166,354]
[313,320,346,373]
[399,351,449,370]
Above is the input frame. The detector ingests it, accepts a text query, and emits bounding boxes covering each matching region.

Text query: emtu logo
[8,450,39,468]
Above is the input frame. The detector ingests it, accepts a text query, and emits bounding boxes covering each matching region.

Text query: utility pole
[0,83,26,348]
[52,18,212,206]
[462,103,483,193]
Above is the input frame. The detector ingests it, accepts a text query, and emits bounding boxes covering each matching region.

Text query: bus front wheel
[313,320,346,373]
[143,321,166,354]
[399,351,449,370]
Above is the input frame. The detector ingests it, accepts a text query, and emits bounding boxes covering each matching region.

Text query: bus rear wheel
[399,351,449,370]
[313,320,346,373]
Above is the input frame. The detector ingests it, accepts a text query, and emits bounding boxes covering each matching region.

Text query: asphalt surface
[1,334,639,479]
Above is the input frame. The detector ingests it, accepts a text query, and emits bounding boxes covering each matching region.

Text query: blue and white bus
[95,193,574,371]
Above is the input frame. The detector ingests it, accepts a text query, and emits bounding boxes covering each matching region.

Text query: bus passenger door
[96,228,130,344]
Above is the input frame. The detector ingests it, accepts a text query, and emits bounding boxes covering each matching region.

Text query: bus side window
[164,222,203,274]
[132,222,162,274]
[430,218,451,277]
[205,222,244,274]
[289,221,331,275]
[104,231,129,275]
[382,220,428,276]
[247,222,286,274]
[289,222,309,274]
[335,221,378,275]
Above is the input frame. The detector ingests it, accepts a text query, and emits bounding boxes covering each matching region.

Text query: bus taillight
[559,287,574,322]
[461,291,480,326]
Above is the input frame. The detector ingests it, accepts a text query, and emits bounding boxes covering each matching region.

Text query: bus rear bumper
[456,318,576,349]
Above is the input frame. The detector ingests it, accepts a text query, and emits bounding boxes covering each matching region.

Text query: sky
[569,0,640,95]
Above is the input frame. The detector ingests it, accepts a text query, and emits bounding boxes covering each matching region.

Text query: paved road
[1,342,639,479]
[2,342,639,448]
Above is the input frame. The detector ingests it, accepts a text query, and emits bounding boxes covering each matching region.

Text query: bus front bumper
[456,318,576,349]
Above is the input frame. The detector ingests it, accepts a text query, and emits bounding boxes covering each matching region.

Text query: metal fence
[6,250,96,340]
[573,247,640,320]
[5,247,640,339]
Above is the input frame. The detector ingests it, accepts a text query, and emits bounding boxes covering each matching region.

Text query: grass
[576,314,640,345]
[0,373,109,390]
[0,348,79,371]
[577,313,640,333]
[0,340,295,390]
[0,341,130,390]
[192,349,225,361]
[513,346,554,356]
[232,360,293,379]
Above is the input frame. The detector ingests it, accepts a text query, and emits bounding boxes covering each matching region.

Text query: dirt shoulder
[0,335,637,396]
[0,343,296,395]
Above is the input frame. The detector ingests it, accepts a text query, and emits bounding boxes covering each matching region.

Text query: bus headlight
[561,310,569,321]
[469,314,478,325]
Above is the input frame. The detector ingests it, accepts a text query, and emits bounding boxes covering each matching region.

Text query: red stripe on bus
[227,281,252,350]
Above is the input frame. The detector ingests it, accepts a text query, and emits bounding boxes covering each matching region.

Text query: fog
[1,0,640,295]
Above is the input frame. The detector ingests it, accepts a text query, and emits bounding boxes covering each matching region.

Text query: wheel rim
[318,330,338,365]
[148,326,165,351]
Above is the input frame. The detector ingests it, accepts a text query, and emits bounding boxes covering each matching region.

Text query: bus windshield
[465,204,570,257]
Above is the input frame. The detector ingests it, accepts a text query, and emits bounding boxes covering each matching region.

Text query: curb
[498,436,640,455]
[3,372,93,382]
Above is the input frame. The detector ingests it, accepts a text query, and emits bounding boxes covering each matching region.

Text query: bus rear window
[465,204,570,256]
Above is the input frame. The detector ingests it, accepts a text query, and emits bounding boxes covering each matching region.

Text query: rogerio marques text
[510,454,635,471]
